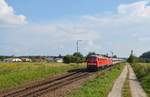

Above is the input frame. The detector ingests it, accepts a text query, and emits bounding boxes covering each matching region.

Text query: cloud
[80,0,150,56]
[118,0,150,16]
[1,0,150,57]
[0,23,100,55]
[0,0,27,26]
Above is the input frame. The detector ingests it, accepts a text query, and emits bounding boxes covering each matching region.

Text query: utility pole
[76,40,82,53]
[111,51,114,57]
[131,50,133,55]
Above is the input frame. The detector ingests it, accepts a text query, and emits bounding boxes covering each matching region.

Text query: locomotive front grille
[87,65,98,71]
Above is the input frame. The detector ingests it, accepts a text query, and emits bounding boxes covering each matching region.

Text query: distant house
[21,58,32,62]
[3,58,22,62]
[55,58,63,63]
[46,57,55,62]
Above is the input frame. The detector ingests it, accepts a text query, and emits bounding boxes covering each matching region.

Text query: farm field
[0,62,86,91]
[66,63,125,97]
[132,63,150,97]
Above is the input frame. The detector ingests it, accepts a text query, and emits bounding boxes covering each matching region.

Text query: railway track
[1,64,116,97]
[1,71,92,97]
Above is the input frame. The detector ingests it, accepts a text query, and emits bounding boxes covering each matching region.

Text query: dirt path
[108,63,148,97]
[108,64,128,97]
[128,64,147,97]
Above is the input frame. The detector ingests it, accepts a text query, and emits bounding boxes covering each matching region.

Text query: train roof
[88,55,110,59]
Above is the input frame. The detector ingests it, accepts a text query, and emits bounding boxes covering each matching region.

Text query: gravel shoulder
[128,64,147,97]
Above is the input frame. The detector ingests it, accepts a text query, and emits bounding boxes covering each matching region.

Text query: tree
[73,52,85,63]
[86,52,96,60]
[127,50,140,63]
[0,56,10,61]
[63,55,72,64]
[113,55,117,58]
[140,51,150,62]
[87,52,96,57]
[140,51,150,59]
[63,52,85,64]
[73,52,83,58]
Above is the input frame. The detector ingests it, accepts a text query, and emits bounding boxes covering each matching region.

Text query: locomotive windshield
[87,56,97,62]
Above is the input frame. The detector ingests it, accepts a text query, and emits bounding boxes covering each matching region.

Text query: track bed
[0,65,114,97]
[1,70,92,97]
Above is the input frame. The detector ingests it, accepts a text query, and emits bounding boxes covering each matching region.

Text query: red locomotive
[87,55,113,71]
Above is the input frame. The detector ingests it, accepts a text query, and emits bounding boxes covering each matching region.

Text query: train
[86,54,124,71]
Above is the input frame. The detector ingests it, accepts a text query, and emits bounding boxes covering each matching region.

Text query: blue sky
[6,0,141,22]
[1,0,150,57]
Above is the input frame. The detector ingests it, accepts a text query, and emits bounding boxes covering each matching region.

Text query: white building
[21,58,32,62]
[4,58,22,62]
[55,58,63,63]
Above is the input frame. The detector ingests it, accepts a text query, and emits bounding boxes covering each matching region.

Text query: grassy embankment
[132,63,150,97]
[67,63,125,97]
[0,62,86,91]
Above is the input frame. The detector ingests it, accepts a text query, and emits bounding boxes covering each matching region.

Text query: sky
[0,0,150,57]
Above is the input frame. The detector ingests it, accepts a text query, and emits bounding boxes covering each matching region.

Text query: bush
[132,63,150,96]
[127,54,140,64]
[63,55,73,64]
[63,52,85,64]
[140,51,150,63]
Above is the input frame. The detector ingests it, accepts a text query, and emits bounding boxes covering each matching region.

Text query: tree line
[128,51,150,63]
[63,52,96,64]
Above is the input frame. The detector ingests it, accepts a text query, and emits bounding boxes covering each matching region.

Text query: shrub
[63,52,85,64]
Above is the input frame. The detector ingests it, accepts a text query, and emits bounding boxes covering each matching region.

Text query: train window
[88,57,96,61]
[88,57,96,60]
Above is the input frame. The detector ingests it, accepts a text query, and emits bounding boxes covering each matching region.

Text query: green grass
[67,63,125,97]
[0,62,85,91]
[132,63,150,97]
[122,72,132,97]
